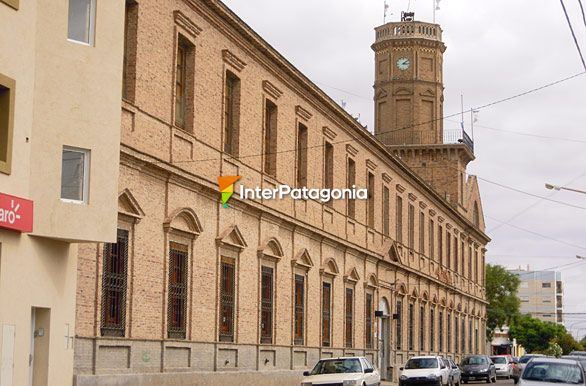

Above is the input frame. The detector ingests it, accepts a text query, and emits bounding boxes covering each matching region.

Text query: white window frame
[61,146,90,204]
[67,0,97,46]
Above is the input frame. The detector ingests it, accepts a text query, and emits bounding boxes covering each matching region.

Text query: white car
[519,357,585,386]
[490,355,513,378]
[301,356,381,386]
[399,356,451,386]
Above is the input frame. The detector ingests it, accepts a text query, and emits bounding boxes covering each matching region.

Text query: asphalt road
[382,378,517,386]
[465,378,516,386]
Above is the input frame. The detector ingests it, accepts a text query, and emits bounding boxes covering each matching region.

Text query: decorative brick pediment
[174,10,202,38]
[344,267,361,283]
[216,225,247,250]
[118,189,145,222]
[295,105,313,121]
[292,248,314,269]
[222,49,247,72]
[262,80,283,100]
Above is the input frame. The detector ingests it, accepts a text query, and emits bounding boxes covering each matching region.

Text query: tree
[509,314,567,353]
[544,342,563,358]
[485,264,521,339]
[555,333,582,354]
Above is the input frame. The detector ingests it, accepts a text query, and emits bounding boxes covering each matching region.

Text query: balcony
[375,21,442,43]
[382,128,475,154]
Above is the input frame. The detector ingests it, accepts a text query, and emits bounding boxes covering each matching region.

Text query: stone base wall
[74,370,304,386]
[75,337,376,384]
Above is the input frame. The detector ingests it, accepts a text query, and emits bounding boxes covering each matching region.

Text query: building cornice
[183,0,490,245]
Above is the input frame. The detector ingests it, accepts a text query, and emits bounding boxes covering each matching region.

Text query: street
[382,378,517,386]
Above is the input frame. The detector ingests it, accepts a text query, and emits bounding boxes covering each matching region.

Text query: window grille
[408,303,414,350]
[420,306,425,351]
[396,299,403,350]
[439,311,444,352]
[294,274,305,345]
[322,282,331,347]
[219,259,236,342]
[101,229,129,337]
[365,293,373,349]
[260,266,273,344]
[345,288,354,348]
[167,242,188,339]
[430,307,435,352]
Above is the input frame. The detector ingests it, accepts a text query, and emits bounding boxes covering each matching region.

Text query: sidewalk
[381,381,398,386]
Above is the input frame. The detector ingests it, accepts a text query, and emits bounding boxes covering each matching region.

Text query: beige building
[73,2,490,386]
[510,269,564,324]
[0,0,124,385]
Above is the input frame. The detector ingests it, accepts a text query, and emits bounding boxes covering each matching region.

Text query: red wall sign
[0,192,33,233]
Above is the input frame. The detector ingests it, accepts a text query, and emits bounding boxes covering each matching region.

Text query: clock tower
[372,12,475,208]
[372,12,446,145]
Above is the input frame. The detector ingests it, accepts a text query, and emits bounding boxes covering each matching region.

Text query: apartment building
[510,269,564,324]
[73,2,490,385]
[0,0,124,385]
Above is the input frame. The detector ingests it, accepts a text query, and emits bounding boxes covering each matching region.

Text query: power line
[446,119,586,144]
[478,177,586,211]
[486,171,586,233]
[485,214,586,251]
[156,71,586,168]
[578,0,586,27]
[560,0,586,70]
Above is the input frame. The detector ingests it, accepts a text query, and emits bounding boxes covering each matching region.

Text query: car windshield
[405,358,438,369]
[311,359,362,375]
[522,362,584,384]
[463,357,488,365]
[491,357,507,364]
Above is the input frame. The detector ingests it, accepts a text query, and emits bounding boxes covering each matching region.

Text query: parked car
[562,356,586,375]
[301,356,380,386]
[446,358,462,386]
[460,355,497,384]
[513,354,546,384]
[570,352,586,357]
[518,357,585,386]
[490,355,513,379]
[399,356,451,386]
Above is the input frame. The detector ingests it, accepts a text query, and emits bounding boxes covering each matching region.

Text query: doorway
[378,298,390,380]
[29,308,50,386]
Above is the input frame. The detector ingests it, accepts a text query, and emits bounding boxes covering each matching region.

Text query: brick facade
[74,1,490,384]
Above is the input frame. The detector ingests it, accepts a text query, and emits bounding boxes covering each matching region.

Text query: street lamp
[545,183,586,194]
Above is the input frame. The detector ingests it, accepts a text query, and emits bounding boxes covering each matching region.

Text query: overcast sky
[223,0,586,338]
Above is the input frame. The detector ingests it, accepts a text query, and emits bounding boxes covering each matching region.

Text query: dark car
[512,354,545,384]
[461,355,497,384]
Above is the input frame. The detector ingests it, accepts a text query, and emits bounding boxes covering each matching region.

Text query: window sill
[67,38,94,47]
[61,198,88,205]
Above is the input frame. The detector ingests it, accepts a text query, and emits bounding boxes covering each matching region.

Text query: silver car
[447,358,462,386]
[519,357,585,386]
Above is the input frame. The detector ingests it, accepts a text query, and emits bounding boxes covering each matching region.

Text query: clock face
[397,57,411,71]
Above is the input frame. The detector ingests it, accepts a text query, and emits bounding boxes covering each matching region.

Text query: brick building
[74,2,490,385]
